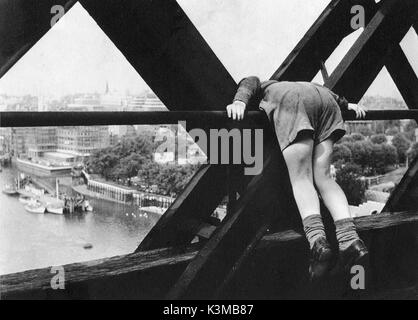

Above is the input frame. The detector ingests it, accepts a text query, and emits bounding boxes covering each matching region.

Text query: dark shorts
[259,81,346,151]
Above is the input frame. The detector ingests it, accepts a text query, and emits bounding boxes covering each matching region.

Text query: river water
[0,166,161,275]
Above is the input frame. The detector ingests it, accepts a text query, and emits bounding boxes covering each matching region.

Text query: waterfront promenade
[72,184,128,204]
[73,183,174,210]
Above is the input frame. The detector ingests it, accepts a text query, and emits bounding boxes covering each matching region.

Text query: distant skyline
[0,1,417,100]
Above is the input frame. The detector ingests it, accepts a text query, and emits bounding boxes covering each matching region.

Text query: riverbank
[0,166,160,275]
[72,184,169,215]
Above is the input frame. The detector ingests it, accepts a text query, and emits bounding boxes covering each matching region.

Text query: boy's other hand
[226,100,246,121]
[348,103,367,119]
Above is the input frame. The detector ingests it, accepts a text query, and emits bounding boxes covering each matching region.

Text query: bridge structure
[0,0,418,299]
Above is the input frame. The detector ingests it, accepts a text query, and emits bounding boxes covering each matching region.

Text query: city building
[9,125,110,164]
[109,133,120,146]
[0,95,6,111]
[0,128,10,154]
[67,95,102,111]
[10,127,31,157]
[108,125,137,138]
[16,157,72,178]
[57,126,110,159]
[8,124,109,179]
[344,120,376,135]
[1,95,38,111]
[126,91,167,112]
[142,92,167,111]
[127,95,146,111]
[26,127,57,158]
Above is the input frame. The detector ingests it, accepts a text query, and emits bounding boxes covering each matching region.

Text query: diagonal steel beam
[79,0,236,111]
[325,0,418,101]
[0,0,77,78]
[385,44,418,111]
[383,157,418,212]
[363,0,418,111]
[359,2,418,213]
[382,44,418,212]
[272,0,376,82]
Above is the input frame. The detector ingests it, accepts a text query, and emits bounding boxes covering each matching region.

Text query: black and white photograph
[0,0,417,304]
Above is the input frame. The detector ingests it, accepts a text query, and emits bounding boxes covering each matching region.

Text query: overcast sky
[0,0,417,99]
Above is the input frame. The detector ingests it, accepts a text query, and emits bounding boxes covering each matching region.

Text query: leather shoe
[339,239,369,272]
[309,237,333,281]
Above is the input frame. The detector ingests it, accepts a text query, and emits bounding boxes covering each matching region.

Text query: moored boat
[24,201,45,214]
[18,195,33,204]
[140,206,165,216]
[2,184,18,196]
[46,204,64,215]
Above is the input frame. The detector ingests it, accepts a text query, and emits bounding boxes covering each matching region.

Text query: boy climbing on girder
[227,77,368,280]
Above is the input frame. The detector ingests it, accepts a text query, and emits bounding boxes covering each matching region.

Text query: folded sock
[335,218,360,251]
[302,214,326,249]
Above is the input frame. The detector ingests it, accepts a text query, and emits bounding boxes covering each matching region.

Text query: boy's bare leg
[313,138,368,270]
[282,132,333,279]
[282,133,319,221]
[312,138,351,221]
